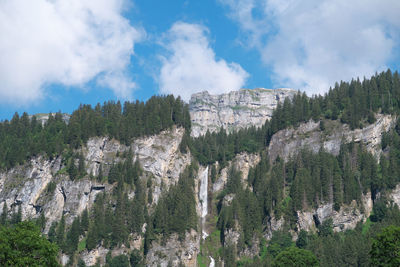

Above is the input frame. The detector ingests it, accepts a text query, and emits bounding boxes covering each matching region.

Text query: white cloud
[0,0,143,104]
[220,0,400,94]
[158,22,248,101]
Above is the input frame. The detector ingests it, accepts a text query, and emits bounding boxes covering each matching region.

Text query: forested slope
[1,70,400,266]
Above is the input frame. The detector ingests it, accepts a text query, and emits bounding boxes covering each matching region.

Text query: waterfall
[199,166,209,239]
[209,256,215,267]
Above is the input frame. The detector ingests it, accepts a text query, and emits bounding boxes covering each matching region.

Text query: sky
[0,0,400,120]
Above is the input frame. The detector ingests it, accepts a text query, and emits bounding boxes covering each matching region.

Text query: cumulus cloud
[0,0,143,104]
[220,0,400,94]
[158,22,248,101]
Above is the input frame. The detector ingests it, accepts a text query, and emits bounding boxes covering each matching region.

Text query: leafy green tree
[370,225,400,266]
[0,221,60,266]
[273,247,319,267]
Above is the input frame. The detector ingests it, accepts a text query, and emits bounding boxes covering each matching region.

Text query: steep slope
[268,114,395,162]
[189,88,296,137]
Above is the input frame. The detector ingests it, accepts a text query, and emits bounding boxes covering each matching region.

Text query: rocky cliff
[268,114,395,162]
[189,88,297,137]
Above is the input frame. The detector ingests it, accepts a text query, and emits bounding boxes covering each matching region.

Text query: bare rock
[145,229,199,267]
[190,88,296,137]
[269,114,394,162]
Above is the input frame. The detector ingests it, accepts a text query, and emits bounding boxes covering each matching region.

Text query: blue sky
[0,0,400,120]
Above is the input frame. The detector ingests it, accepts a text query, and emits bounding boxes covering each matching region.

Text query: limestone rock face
[212,152,260,193]
[268,114,394,162]
[0,156,60,221]
[145,229,200,267]
[296,192,373,233]
[189,88,297,137]
[390,184,400,207]
[130,127,191,204]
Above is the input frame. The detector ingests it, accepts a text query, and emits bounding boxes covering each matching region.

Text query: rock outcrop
[189,88,296,137]
[145,229,200,267]
[212,152,261,193]
[268,114,394,162]
[297,192,373,233]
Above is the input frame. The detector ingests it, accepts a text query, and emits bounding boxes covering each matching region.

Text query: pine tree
[56,215,66,249]
[80,208,89,234]
[65,216,80,255]
[1,202,7,225]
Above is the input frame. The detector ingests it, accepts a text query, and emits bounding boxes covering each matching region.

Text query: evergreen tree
[1,202,7,225]
[80,208,89,234]
[65,216,80,255]
[56,214,65,249]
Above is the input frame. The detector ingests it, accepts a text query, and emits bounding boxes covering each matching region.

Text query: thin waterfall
[209,256,215,267]
[199,166,209,239]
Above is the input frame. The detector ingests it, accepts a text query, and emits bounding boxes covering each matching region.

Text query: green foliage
[152,164,198,236]
[370,225,400,267]
[0,221,59,266]
[80,208,89,234]
[65,216,80,255]
[130,249,144,267]
[273,247,319,267]
[46,181,57,194]
[267,231,293,258]
[107,254,130,267]
[77,258,86,267]
[11,205,22,225]
[0,95,190,171]
[296,230,310,249]
[1,202,7,225]
[318,219,333,237]
[56,214,65,249]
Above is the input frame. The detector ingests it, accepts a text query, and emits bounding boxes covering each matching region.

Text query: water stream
[199,166,215,266]
[209,256,215,267]
[199,166,209,239]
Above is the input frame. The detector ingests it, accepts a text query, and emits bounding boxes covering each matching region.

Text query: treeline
[0,95,190,170]
[188,69,400,165]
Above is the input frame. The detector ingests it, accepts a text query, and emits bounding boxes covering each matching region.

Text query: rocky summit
[189,88,297,137]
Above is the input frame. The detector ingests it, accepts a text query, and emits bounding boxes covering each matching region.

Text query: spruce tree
[1,202,7,225]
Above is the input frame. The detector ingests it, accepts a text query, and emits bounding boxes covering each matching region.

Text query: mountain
[1,70,400,266]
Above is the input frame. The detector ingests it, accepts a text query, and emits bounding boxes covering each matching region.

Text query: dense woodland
[2,70,400,266]
[0,95,190,169]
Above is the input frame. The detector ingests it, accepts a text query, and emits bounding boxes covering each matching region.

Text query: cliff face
[268,114,394,162]
[189,88,297,137]
[2,88,400,266]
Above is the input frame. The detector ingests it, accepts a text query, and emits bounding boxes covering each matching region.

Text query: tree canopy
[0,221,59,267]
[370,225,400,267]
